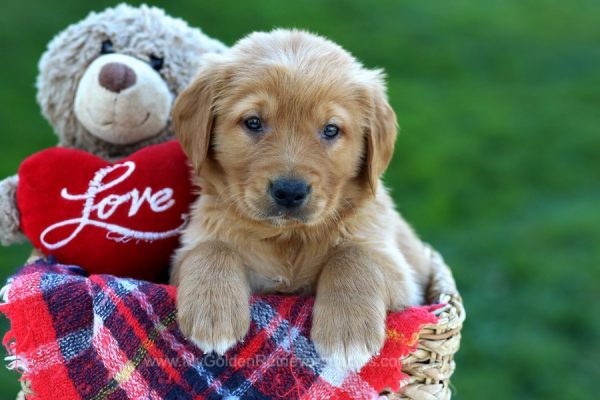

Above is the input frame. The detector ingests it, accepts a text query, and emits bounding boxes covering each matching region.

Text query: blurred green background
[1,0,599,398]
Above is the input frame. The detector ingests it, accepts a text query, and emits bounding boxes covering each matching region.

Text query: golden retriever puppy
[171,29,433,370]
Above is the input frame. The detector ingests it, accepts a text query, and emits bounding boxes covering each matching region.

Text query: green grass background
[1,0,599,398]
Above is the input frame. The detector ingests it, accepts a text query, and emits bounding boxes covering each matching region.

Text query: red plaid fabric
[1,261,439,400]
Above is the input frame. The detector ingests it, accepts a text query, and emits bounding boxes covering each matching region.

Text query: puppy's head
[173,29,396,227]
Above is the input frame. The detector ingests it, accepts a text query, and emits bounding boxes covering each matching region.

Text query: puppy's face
[174,30,397,227]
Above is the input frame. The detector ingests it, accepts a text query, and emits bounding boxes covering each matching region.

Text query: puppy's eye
[322,124,340,140]
[244,117,263,133]
[100,40,114,55]
[149,54,164,71]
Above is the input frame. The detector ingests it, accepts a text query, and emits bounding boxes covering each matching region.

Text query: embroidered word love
[40,161,187,249]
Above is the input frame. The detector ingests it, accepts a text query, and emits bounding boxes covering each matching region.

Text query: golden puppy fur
[171,29,433,370]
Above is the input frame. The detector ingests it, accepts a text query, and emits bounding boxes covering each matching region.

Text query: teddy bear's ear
[172,62,222,174]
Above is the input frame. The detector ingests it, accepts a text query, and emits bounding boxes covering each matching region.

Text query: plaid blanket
[0,261,439,400]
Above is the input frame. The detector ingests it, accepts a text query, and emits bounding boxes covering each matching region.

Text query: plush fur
[0,176,25,245]
[73,53,173,145]
[0,4,226,246]
[171,29,433,370]
[37,3,226,158]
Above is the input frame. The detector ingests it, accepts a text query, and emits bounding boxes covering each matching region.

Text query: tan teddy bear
[0,4,226,246]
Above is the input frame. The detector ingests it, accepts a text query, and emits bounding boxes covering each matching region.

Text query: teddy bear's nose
[98,62,137,93]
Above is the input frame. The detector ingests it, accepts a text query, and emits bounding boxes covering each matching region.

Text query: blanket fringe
[1,278,34,399]
[0,278,12,303]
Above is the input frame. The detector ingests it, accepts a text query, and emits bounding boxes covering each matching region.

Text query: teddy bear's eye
[149,55,164,71]
[100,40,114,55]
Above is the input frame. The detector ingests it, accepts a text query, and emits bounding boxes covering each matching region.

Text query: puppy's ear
[364,71,397,194]
[172,63,220,174]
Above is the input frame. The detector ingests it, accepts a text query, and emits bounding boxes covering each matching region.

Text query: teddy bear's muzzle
[98,62,137,93]
[74,53,173,145]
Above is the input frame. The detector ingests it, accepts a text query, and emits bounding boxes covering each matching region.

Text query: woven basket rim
[383,244,464,400]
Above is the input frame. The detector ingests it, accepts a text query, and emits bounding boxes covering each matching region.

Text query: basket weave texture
[382,246,465,400]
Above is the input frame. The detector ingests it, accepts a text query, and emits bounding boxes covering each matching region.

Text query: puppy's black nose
[269,178,311,209]
[98,62,137,93]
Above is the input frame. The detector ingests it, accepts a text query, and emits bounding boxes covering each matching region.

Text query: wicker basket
[382,246,465,400]
[16,246,464,400]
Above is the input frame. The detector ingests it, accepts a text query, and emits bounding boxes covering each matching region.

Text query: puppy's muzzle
[269,177,311,209]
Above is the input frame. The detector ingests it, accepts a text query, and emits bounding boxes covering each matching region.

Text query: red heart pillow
[17,141,196,281]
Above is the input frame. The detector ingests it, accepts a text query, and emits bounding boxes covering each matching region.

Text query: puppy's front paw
[177,286,250,355]
[311,297,386,371]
